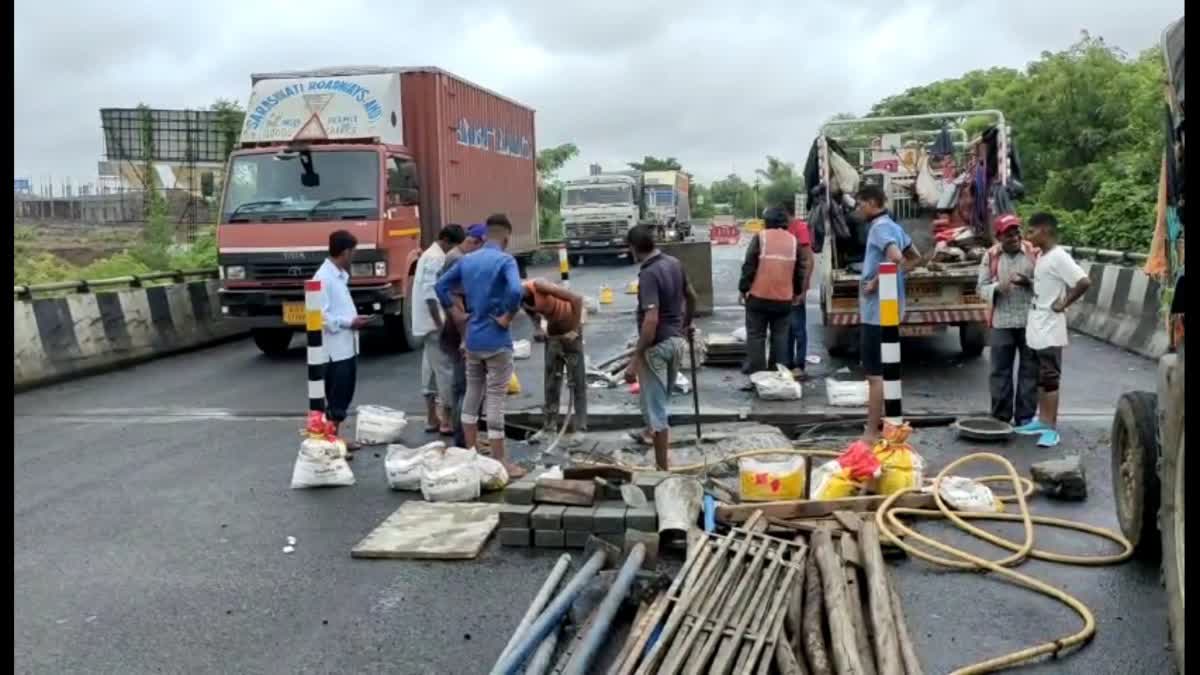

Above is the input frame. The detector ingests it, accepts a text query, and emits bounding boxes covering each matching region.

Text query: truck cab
[561,174,640,259]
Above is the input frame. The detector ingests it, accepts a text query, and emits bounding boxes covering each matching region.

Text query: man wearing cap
[738,206,806,374]
[977,213,1039,427]
[521,278,587,446]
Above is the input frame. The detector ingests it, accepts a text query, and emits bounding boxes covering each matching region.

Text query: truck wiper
[229,200,284,218]
[309,197,373,215]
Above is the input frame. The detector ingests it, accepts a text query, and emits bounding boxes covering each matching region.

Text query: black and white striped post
[558,245,570,286]
[877,261,903,423]
[304,279,325,413]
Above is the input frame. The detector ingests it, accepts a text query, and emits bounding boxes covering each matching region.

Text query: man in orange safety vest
[739,206,806,374]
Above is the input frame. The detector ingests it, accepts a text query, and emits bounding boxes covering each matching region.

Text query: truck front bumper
[565,237,629,255]
[219,284,401,328]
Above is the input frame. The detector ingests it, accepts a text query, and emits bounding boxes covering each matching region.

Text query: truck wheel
[252,328,294,357]
[959,322,987,357]
[1160,428,1185,672]
[826,325,858,358]
[1111,391,1161,557]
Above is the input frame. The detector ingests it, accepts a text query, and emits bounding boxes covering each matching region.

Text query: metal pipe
[491,549,609,675]
[562,543,647,675]
[493,553,572,668]
[524,628,559,675]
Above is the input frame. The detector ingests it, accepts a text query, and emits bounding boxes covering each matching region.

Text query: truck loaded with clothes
[561,168,691,261]
[216,66,538,355]
[806,111,1024,356]
[1110,16,1184,672]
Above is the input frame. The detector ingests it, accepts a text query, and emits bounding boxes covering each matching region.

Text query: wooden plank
[350,501,501,560]
[534,478,597,506]
[831,511,863,533]
[843,555,877,675]
[840,534,862,568]
[801,554,833,675]
[717,493,936,524]
[858,522,904,675]
[888,576,925,675]
[811,530,867,675]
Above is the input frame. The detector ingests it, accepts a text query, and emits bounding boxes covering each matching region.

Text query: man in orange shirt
[521,278,588,445]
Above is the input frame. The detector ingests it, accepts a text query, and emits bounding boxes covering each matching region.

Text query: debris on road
[1030,455,1088,500]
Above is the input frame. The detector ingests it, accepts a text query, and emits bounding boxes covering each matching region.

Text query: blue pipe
[562,543,646,675]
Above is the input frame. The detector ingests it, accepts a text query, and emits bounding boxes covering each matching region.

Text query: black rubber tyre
[251,328,294,357]
[1111,390,1161,558]
[379,277,417,353]
[959,322,987,358]
[825,325,859,358]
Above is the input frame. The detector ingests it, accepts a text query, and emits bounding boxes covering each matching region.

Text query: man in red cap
[976,213,1039,427]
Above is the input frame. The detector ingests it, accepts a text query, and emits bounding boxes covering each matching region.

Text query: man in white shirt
[314,230,371,448]
[1014,213,1091,448]
[413,225,465,435]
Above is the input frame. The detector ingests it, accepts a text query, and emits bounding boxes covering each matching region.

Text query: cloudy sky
[14,0,1182,190]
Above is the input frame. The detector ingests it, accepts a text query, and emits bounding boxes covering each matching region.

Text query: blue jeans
[788,303,807,370]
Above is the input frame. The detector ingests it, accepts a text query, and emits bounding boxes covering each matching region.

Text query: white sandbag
[420,447,481,502]
[355,405,408,445]
[825,379,869,407]
[915,155,946,208]
[935,476,1001,513]
[731,326,747,342]
[673,372,692,394]
[291,437,355,489]
[750,366,802,401]
[513,339,532,360]
[385,441,445,491]
[828,152,860,196]
[476,454,510,491]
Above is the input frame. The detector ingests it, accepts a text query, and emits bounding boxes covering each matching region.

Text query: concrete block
[1031,456,1087,500]
[534,530,565,548]
[498,504,535,529]
[531,504,566,530]
[562,506,593,531]
[626,503,658,532]
[499,528,531,547]
[624,529,660,570]
[593,503,627,534]
[599,533,625,549]
[504,480,536,505]
[564,530,590,548]
[634,471,671,500]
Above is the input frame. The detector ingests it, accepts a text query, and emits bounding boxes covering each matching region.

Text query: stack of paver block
[498,471,672,548]
[703,333,747,367]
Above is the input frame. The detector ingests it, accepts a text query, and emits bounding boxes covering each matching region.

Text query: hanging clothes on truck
[930,124,955,157]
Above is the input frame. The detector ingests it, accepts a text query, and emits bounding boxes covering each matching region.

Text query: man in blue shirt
[855,185,923,441]
[435,214,525,478]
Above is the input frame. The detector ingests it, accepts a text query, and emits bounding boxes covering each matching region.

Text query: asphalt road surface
[14,235,1176,674]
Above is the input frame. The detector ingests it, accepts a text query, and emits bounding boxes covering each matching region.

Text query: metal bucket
[953,417,1013,442]
[655,475,704,537]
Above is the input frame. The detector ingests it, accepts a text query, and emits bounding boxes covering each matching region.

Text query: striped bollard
[558,245,570,286]
[304,279,325,413]
[877,262,903,423]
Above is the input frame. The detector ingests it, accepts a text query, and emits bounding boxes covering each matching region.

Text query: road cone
[600,285,614,304]
[507,372,521,395]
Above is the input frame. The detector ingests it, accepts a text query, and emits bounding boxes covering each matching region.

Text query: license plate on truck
[282,302,306,326]
[899,325,943,337]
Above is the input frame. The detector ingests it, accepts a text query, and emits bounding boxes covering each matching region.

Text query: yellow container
[599,286,614,305]
[625,280,639,295]
[507,373,521,395]
[739,455,806,501]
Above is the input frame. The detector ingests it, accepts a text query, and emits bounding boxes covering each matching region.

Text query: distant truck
[216,66,538,355]
[561,168,690,260]
[810,111,1017,357]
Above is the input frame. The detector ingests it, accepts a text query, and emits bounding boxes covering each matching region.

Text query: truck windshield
[223,150,379,222]
[563,185,633,207]
[647,187,675,208]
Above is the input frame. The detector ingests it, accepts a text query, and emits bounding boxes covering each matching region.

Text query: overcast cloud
[13,0,1182,189]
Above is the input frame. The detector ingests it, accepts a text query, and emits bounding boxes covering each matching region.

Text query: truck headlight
[351,262,374,277]
[373,261,388,277]
[225,265,245,280]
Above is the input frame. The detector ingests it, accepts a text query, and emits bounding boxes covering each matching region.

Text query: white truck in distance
[561,168,691,261]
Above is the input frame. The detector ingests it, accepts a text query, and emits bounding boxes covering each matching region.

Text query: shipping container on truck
[642,170,692,241]
[217,66,538,355]
[813,111,1013,357]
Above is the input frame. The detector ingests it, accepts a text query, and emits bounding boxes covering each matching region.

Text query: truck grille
[566,221,621,238]
[248,261,322,281]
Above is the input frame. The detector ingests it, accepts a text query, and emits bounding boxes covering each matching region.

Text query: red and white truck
[216,67,538,355]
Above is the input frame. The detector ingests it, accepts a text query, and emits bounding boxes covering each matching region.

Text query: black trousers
[989,327,1038,424]
[745,305,791,373]
[324,356,357,424]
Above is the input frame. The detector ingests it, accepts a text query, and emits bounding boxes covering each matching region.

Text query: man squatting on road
[314,230,372,451]
[739,206,807,376]
[522,278,588,447]
[413,223,466,435]
[977,213,1039,428]
[854,185,924,441]
[1013,212,1091,448]
[435,214,527,479]
[624,224,696,470]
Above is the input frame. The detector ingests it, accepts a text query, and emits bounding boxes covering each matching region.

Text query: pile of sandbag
[811,422,925,499]
[750,365,803,401]
[385,442,509,501]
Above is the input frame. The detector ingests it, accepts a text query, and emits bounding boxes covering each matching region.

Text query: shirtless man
[522,279,587,446]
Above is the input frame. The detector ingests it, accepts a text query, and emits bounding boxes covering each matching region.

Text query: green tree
[536,142,580,240]
[756,156,803,213]
[628,156,682,172]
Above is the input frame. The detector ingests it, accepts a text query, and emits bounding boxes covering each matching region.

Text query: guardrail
[1059,246,1148,265]
[14,269,219,300]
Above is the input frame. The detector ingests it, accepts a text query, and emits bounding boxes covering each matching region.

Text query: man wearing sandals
[414,224,465,435]
[624,225,696,470]
[1013,213,1091,448]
